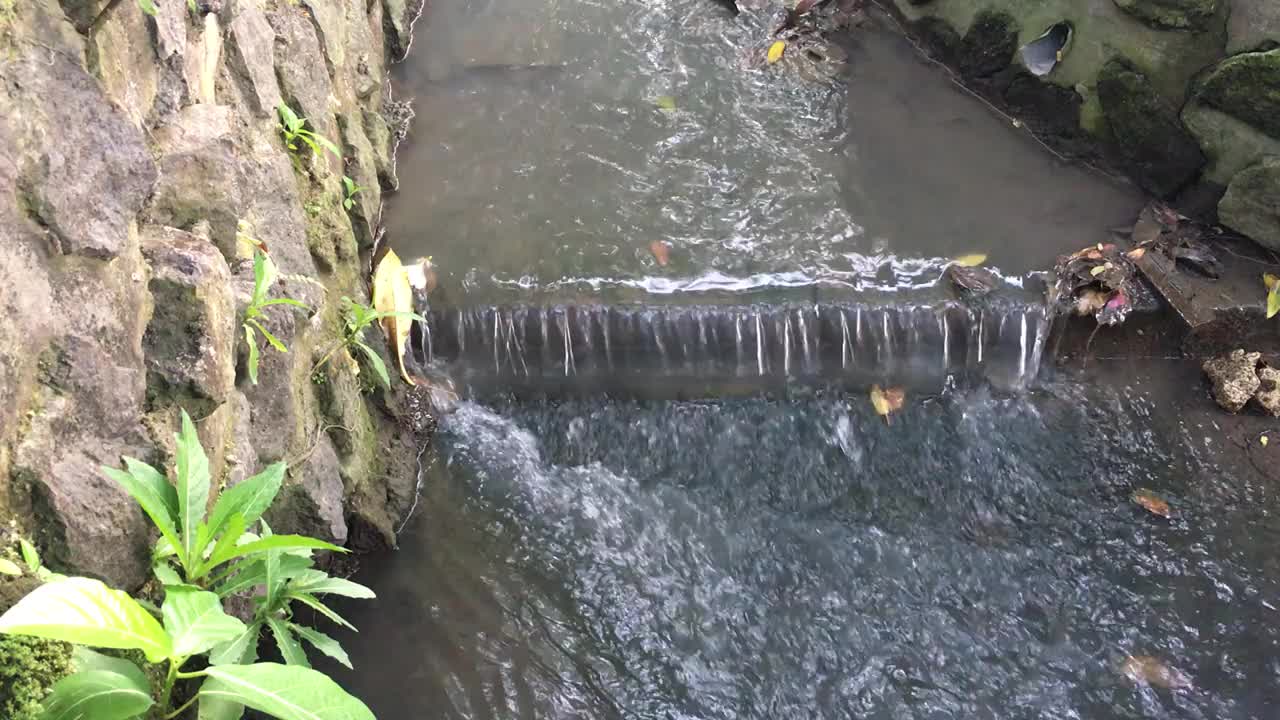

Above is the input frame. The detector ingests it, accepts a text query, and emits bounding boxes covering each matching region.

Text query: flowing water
[331,0,1279,717]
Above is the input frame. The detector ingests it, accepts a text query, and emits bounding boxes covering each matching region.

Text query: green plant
[341,177,364,211]
[278,103,340,160]
[313,297,423,388]
[242,248,308,384]
[0,411,376,720]
[0,538,62,583]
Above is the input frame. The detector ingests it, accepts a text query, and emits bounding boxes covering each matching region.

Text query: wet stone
[1203,349,1261,413]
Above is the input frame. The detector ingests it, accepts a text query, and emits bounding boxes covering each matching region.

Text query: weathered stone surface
[140,226,236,416]
[1097,58,1205,197]
[362,108,399,190]
[6,54,157,260]
[1257,365,1280,416]
[266,435,347,544]
[957,10,1018,79]
[239,128,320,276]
[268,6,338,159]
[1113,0,1219,30]
[1203,349,1261,412]
[154,0,190,60]
[1196,49,1280,140]
[146,104,243,257]
[1227,0,1280,54]
[227,3,282,117]
[1182,102,1280,184]
[1219,156,1280,251]
[337,112,382,248]
[382,0,423,61]
[223,391,260,486]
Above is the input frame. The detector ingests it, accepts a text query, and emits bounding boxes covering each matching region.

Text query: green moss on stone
[1196,49,1280,139]
[1112,0,1218,30]
[1097,57,1205,196]
[957,10,1019,79]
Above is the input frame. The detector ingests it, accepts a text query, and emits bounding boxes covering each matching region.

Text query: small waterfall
[415,300,1055,390]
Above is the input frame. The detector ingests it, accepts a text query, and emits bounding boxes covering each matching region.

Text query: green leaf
[72,647,150,683]
[209,622,260,666]
[207,535,345,569]
[136,0,158,16]
[175,410,212,569]
[39,668,154,720]
[0,577,172,662]
[216,554,311,598]
[267,617,309,667]
[354,341,391,389]
[198,514,248,579]
[249,319,288,353]
[152,562,185,587]
[289,623,351,669]
[285,592,354,631]
[206,464,286,541]
[162,587,247,657]
[198,679,247,720]
[102,462,182,562]
[287,570,375,599]
[252,250,271,307]
[277,104,303,134]
[0,558,21,576]
[258,298,310,311]
[20,539,41,573]
[1268,287,1280,319]
[312,133,341,159]
[199,663,375,720]
[245,325,260,385]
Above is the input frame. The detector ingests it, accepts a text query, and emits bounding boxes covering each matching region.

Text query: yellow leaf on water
[767,41,786,64]
[655,95,677,111]
[372,250,416,386]
[869,384,890,417]
[869,385,905,424]
[952,254,987,267]
[1261,435,1269,447]
[1269,287,1280,319]
[1264,273,1280,291]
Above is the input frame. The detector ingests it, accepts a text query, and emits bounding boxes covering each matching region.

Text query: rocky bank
[0,0,426,592]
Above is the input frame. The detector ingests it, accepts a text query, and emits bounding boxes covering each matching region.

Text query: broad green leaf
[152,563,184,587]
[198,514,249,579]
[354,341,390,388]
[258,298,310,310]
[199,663,375,720]
[136,0,158,16]
[216,554,312,598]
[268,617,309,667]
[250,319,288,353]
[0,558,20,575]
[287,570,375,599]
[1268,287,1280,319]
[20,538,41,572]
[312,133,341,158]
[206,464,285,536]
[0,577,172,662]
[102,464,182,559]
[123,457,180,520]
[252,250,271,306]
[72,647,151,685]
[285,592,354,631]
[162,587,247,657]
[245,325,260,385]
[39,669,154,720]
[209,622,260,666]
[289,623,351,669]
[175,410,212,568]
[198,679,247,720]
[207,535,345,569]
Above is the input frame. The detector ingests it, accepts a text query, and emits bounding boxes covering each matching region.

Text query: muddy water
[326,1,1277,717]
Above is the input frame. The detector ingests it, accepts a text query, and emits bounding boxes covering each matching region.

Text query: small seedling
[313,297,423,388]
[278,103,341,160]
[342,176,364,211]
[241,247,309,384]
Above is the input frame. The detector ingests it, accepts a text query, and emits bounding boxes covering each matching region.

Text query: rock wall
[890,0,1280,250]
[0,0,426,591]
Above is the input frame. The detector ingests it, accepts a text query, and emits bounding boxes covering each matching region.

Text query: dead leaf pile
[869,384,905,424]
[755,0,864,76]
[1053,241,1136,328]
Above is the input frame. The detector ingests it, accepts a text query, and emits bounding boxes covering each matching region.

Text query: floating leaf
[654,95,676,111]
[1268,287,1280,320]
[1131,489,1171,519]
[767,40,786,64]
[952,253,987,267]
[869,385,905,423]
[1264,273,1280,291]
[1121,655,1192,690]
[1260,435,1269,447]
[649,241,671,267]
[371,250,416,385]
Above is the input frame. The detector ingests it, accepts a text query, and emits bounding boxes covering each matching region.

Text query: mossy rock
[1112,0,1219,30]
[1097,57,1205,196]
[1196,49,1280,139]
[1219,156,1280,252]
[957,10,1019,79]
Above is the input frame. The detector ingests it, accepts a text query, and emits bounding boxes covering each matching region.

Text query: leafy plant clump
[314,297,422,389]
[278,103,340,160]
[341,176,364,211]
[0,411,377,720]
[242,247,309,384]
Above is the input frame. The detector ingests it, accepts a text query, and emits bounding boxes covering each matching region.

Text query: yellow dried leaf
[882,387,906,413]
[1269,288,1280,319]
[869,384,891,417]
[1090,265,1106,277]
[1261,435,1269,447]
[1126,247,1146,260]
[767,41,786,64]
[1131,489,1171,518]
[372,249,416,386]
[655,95,677,111]
[1121,655,1191,690]
[1265,273,1280,291]
[952,253,987,267]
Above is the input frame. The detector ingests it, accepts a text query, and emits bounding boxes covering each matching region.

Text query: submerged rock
[1112,0,1219,30]
[956,10,1018,79]
[1097,58,1205,198]
[1218,156,1280,252]
[1203,349,1261,413]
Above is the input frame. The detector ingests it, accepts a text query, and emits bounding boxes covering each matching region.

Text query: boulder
[1097,58,1205,197]
[1227,0,1280,54]
[1112,0,1220,30]
[1203,349,1261,412]
[140,226,237,416]
[1182,102,1280,184]
[1218,156,1280,252]
[1195,49,1280,140]
[89,0,160,128]
[1256,365,1280,417]
[956,10,1018,79]
[145,104,243,257]
[226,3,282,117]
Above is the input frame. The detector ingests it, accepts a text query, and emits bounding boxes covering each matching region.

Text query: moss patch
[1196,49,1280,139]
[1097,57,1205,196]
[1112,0,1219,30]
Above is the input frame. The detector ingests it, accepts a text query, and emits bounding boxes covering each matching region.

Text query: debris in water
[944,263,998,296]
[1121,655,1192,690]
[1261,434,1269,447]
[654,95,677,111]
[951,253,988,267]
[372,249,418,386]
[649,240,672,266]
[1264,273,1280,318]
[870,384,905,424]
[1053,241,1137,328]
[1074,288,1108,316]
[1202,349,1261,413]
[767,40,786,64]
[1131,489,1171,518]
[1019,22,1072,77]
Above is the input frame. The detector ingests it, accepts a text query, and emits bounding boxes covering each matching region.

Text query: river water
[331,1,1280,717]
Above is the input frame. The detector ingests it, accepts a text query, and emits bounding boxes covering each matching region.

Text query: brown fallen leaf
[870,384,905,424]
[1074,288,1108,316]
[1126,247,1146,260]
[1131,488,1171,518]
[1121,655,1192,690]
[649,241,671,267]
